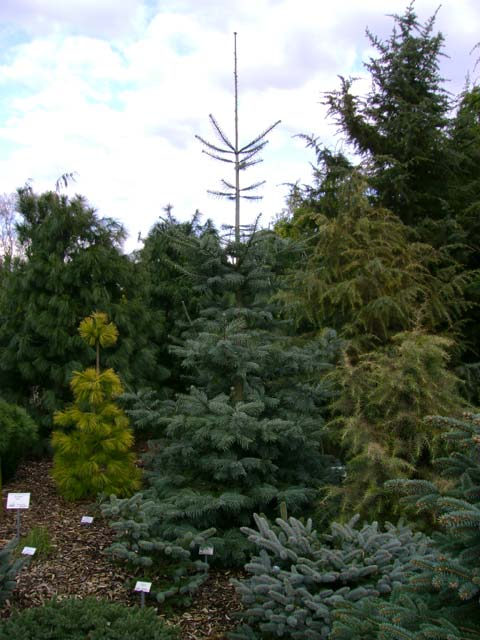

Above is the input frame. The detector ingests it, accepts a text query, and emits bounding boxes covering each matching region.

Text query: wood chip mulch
[0,459,243,639]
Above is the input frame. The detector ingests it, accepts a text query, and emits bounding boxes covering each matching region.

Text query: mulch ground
[0,459,243,639]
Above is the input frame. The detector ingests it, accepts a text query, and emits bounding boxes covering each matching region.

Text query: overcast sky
[0,0,478,251]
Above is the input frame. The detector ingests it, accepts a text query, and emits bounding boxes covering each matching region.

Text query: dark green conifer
[326,3,451,230]
[0,186,160,426]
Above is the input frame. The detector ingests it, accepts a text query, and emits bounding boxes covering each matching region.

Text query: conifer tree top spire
[196,32,281,242]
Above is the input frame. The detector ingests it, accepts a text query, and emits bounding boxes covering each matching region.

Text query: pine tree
[0,398,38,488]
[52,313,141,500]
[0,186,161,426]
[231,512,433,640]
[102,226,341,604]
[331,412,480,639]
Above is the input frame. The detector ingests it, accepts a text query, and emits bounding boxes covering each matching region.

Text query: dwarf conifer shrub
[52,313,141,500]
[0,539,27,605]
[230,513,434,639]
[0,597,179,639]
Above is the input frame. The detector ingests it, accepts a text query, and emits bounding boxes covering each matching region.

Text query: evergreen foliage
[52,313,140,500]
[0,539,27,605]
[325,3,451,230]
[280,171,467,350]
[0,186,160,426]
[326,331,463,519]
[331,412,480,639]
[230,513,433,639]
[103,227,341,602]
[0,398,38,486]
[136,210,218,394]
[0,597,180,639]
[102,492,213,605]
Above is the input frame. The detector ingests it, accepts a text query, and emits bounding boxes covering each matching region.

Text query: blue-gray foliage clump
[230,513,434,639]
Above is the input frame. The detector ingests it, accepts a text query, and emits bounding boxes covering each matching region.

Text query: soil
[0,459,243,639]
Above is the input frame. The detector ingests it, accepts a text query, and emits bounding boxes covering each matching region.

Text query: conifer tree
[136,209,218,394]
[280,171,467,351]
[280,171,466,520]
[196,33,280,241]
[0,186,161,425]
[102,226,341,602]
[325,4,451,231]
[326,331,463,519]
[52,312,140,500]
[0,539,27,605]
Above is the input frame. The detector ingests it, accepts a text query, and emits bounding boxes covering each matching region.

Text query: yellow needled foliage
[51,314,140,501]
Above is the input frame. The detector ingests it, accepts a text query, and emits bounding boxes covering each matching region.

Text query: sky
[0,0,479,252]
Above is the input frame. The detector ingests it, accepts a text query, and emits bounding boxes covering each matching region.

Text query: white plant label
[21,547,36,556]
[6,493,30,509]
[81,516,94,524]
[134,581,152,593]
[199,545,214,556]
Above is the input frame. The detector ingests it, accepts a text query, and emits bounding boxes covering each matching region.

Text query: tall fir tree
[103,225,341,603]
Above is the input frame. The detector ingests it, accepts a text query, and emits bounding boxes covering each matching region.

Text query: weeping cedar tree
[325,3,452,232]
[102,225,341,603]
[331,413,480,640]
[279,170,466,520]
[230,513,433,640]
[52,313,141,501]
[0,186,161,427]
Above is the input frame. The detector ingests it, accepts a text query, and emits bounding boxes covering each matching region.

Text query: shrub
[0,539,27,606]
[231,513,434,639]
[0,597,180,639]
[0,399,38,485]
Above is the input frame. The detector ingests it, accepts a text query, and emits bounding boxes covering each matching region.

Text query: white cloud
[0,0,478,252]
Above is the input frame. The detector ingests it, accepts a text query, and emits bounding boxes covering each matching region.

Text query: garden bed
[0,459,241,639]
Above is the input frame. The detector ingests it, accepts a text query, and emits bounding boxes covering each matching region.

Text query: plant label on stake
[81,516,94,525]
[134,581,151,608]
[6,493,30,539]
[199,545,214,571]
[21,547,36,556]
